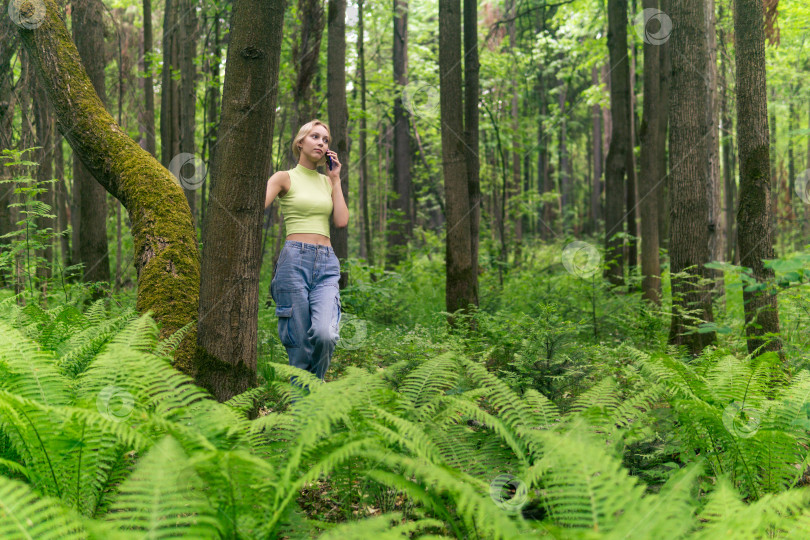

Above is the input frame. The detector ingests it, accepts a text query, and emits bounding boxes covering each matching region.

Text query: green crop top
[278,164,334,238]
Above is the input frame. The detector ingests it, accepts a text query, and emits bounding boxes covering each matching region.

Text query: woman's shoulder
[269,170,292,197]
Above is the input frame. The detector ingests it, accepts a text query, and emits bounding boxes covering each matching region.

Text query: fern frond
[399,352,460,409]
[223,387,266,417]
[0,475,86,539]
[154,321,195,358]
[522,389,560,429]
[100,435,221,538]
[363,450,526,540]
[527,428,646,531]
[0,321,70,406]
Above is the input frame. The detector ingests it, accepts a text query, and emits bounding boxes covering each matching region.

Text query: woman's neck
[298,158,317,171]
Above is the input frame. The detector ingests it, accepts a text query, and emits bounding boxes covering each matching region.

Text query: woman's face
[299,125,330,164]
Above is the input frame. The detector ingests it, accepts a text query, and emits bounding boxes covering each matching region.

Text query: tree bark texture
[603,0,630,286]
[667,0,716,353]
[73,0,111,288]
[388,0,411,268]
[197,0,286,400]
[463,0,480,296]
[639,0,664,305]
[734,0,781,355]
[327,0,349,287]
[438,0,476,321]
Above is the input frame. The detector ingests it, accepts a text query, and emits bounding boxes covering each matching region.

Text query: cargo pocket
[275,305,297,347]
[331,295,342,334]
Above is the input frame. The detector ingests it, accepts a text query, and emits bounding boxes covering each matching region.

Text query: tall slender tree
[141,0,156,156]
[438,0,476,323]
[639,0,664,305]
[328,0,349,287]
[388,0,411,268]
[357,0,373,264]
[603,0,631,286]
[667,0,715,353]
[291,0,325,153]
[734,0,781,355]
[463,0,480,294]
[73,0,111,290]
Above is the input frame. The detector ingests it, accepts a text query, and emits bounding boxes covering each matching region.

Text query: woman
[264,119,349,397]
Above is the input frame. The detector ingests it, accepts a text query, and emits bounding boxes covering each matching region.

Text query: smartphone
[326,154,333,170]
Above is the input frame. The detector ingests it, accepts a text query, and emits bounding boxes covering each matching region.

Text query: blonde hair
[292,119,331,167]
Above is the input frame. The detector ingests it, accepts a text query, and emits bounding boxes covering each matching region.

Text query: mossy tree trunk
[196,0,286,401]
[15,0,201,374]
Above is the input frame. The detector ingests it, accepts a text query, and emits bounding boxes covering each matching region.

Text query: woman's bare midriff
[286,233,332,247]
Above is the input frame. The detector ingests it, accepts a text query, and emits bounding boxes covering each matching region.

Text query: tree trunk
[179,0,199,225]
[201,13,221,240]
[357,0,372,264]
[327,0,349,288]
[657,0,671,251]
[141,0,156,156]
[54,133,69,271]
[464,0,480,294]
[705,0,724,308]
[603,0,630,286]
[591,65,603,230]
[509,4,522,252]
[33,73,54,296]
[639,0,663,305]
[17,0,201,370]
[439,0,476,323]
[197,0,285,400]
[388,0,410,268]
[0,16,17,288]
[627,23,638,279]
[291,0,325,161]
[734,0,781,356]
[73,0,111,290]
[719,3,735,263]
[558,80,570,232]
[667,0,715,353]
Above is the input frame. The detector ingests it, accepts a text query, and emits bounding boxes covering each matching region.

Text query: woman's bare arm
[265,171,291,209]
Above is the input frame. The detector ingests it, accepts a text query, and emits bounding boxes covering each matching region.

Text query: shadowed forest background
[1,0,810,537]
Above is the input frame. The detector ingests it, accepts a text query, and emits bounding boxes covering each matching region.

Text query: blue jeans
[270,240,341,394]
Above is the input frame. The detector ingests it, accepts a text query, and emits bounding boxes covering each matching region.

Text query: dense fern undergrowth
[4,238,810,538]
